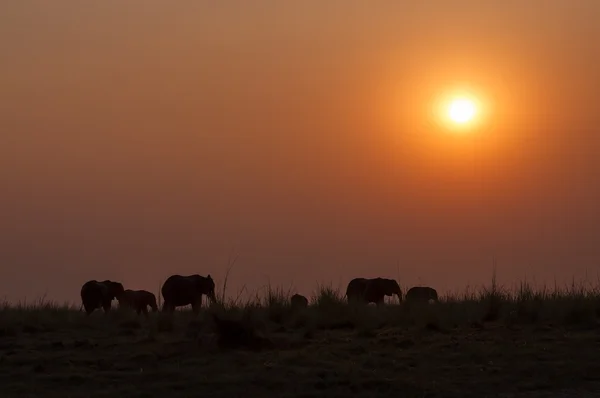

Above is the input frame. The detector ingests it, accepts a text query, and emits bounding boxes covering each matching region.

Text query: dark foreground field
[2,285,600,398]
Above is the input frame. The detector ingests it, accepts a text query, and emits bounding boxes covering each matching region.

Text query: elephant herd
[346,277,439,304]
[80,274,216,315]
[80,274,438,316]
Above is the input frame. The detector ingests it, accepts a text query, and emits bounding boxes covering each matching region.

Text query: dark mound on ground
[211,312,273,351]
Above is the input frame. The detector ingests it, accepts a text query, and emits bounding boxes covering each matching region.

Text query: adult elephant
[345,277,402,305]
[161,274,216,313]
[80,280,125,315]
[117,289,158,316]
[405,286,439,303]
[345,278,369,302]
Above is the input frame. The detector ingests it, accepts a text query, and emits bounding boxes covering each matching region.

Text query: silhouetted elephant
[117,289,158,316]
[80,280,125,315]
[290,294,309,309]
[345,278,369,302]
[346,277,402,305]
[161,274,216,313]
[405,286,439,303]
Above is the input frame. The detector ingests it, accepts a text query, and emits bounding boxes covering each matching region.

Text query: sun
[448,98,477,124]
[429,88,486,132]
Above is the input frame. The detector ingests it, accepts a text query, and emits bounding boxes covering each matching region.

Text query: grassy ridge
[3,278,600,329]
[1,280,600,397]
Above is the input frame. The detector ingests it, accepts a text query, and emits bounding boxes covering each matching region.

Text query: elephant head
[374,278,402,302]
[102,280,125,300]
[195,274,216,302]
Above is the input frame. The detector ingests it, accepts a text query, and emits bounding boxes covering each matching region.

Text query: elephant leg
[84,304,95,315]
[162,301,173,313]
[102,300,112,313]
[191,297,203,314]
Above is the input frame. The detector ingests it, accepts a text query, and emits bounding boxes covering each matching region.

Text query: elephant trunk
[207,290,217,303]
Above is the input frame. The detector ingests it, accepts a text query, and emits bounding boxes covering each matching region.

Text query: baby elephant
[118,289,158,316]
[290,294,309,309]
[405,286,439,303]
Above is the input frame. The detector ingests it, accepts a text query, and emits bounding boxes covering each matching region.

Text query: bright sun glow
[429,88,486,133]
[448,98,476,124]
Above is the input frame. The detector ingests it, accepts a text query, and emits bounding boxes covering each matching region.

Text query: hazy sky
[1,2,599,303]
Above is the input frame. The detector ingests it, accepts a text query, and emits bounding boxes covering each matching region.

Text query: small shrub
[424,321,443,332]
[562,302,595,327]
[312,283,345,309]
[480,272,508,323]
[288,311,310,329]
[120,319,142,329]
[356,327,376,338]
[0,326,17,337]
[211,312,272,350]
[156,315,174,333]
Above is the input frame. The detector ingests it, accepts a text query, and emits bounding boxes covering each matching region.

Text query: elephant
[345,277,402,305]
[345,278,369,302]
[161,274,216,313]
[290,294,309,309]
[405,286,439,303]
[80,280,125,315]
[117,289,158,316]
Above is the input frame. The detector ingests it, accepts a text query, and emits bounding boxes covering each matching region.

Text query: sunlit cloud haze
[1,2,599,302]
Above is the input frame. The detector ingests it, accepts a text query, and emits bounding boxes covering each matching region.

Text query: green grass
[2,280,600,397]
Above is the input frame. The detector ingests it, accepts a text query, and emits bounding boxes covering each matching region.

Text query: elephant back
[346,278,369,300]
[81,280,101,301]
[162,275,189,299]
[81,279,123,301]
[161,274,215,307]
[363,278,385,302]
[290,294,309,308]
[347,277,401,304]
[119,289,158,312]
[406,286,438,302]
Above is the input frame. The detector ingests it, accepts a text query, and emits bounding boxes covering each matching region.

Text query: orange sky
[1,2,599,303]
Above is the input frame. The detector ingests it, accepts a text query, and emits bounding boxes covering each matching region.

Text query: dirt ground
[1,308,600,398]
